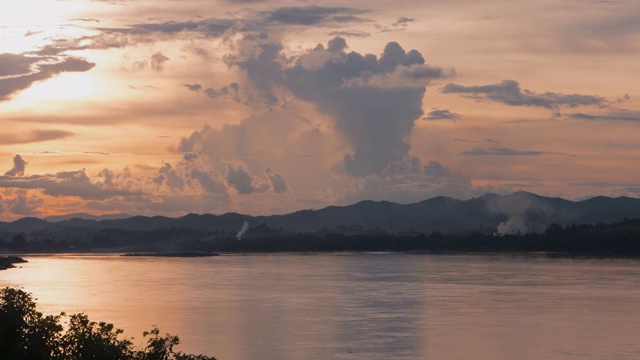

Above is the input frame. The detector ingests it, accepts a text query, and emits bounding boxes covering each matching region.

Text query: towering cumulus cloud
[212,34,473,204]
[284,37,435,177]
[224,35,446,178]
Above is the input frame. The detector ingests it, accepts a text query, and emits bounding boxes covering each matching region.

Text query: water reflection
[3,253,640,360]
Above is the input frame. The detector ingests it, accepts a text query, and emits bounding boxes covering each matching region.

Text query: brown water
[3,253,640,360]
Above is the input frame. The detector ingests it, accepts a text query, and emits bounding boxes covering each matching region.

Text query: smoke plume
[237,221,249,240]
[487,192,555,235]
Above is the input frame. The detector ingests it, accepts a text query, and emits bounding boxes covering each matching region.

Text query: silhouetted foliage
[0,288,217,360]
[0,256,27,270]
[5,217,640,256]
[9,234,27,251]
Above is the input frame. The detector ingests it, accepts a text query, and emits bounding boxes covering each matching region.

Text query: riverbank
[0,256,27,270]
[122,251,219,257]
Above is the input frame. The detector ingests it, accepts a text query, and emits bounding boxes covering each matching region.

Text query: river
[3,253,640,359]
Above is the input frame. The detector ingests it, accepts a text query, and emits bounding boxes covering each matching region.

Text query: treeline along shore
[0,256,27,270]
[3,217,640,257]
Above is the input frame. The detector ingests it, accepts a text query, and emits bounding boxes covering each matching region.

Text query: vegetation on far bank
[0,256,27,270]
[2,217,640,256]
[0,287,217,360]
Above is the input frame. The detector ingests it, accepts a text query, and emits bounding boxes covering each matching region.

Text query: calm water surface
[3,253,640,360]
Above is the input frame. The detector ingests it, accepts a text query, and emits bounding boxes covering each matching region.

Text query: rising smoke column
[487,192,556,235]
[237,221,249,240]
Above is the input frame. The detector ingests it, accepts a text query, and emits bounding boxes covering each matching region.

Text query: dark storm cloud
[152,159,230,196]
[226,163,269,194]
[332,86,426,177]
[423,109,461,121]
[0,130,74,145]
[223,34,285,107]
[188,167,228,194]
[186,33,458,199]
[442,80,605,109]
[264,167,287,193]
[377,41,425,72]
[0,56,95,101]
[223,35,449,178]
[459,148,555,156]
[282,37,439,177]
[155,163,185,191]
[263,6,368,25]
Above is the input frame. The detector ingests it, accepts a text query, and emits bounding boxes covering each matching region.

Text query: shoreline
[122,251,219,257]
[0,256,28,270]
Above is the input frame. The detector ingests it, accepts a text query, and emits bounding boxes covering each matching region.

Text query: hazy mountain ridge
[45,213,132,222]
[2,192,640,236]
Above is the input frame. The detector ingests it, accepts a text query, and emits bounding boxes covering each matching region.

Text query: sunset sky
[1,0,639,220]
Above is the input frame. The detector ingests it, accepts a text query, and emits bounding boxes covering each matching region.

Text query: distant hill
[2,192,640,236]
[45,213,132,222]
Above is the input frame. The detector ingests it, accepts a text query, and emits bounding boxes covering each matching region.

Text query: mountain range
[3,192,640,236]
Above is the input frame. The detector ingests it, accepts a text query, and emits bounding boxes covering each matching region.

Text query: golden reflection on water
[4,253,640,360]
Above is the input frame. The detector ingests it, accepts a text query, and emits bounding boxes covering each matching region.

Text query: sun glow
[0,1,88,27]
[18,71,99,102]
[0,0,93,53]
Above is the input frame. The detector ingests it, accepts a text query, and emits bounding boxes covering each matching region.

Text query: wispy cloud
[458,148,563,156]
[455,138,499,144]
[0,130,73,145]
[262,6,368,25]
[442,80,605,110]
[423,109,462,121]
[566,110,640,122]
[328,30,370,38]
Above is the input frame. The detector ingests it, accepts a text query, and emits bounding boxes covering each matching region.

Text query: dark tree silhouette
[9,234,27,251]
[0,288,217,360]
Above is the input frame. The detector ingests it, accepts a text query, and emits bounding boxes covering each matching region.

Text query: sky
[0,0,639,220]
